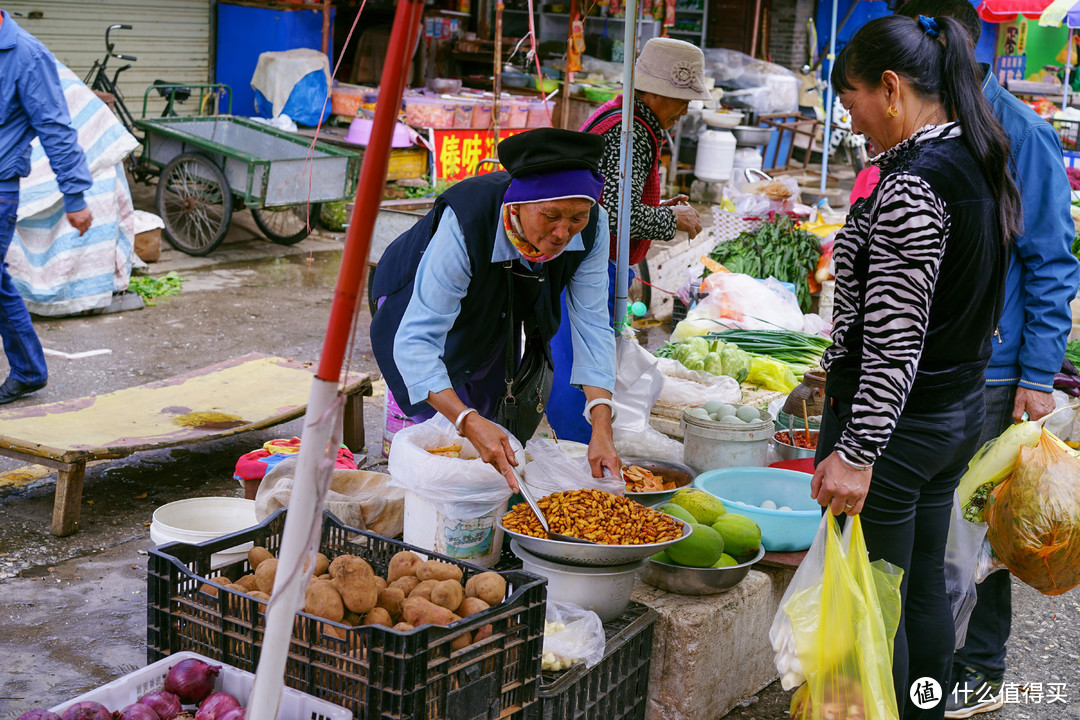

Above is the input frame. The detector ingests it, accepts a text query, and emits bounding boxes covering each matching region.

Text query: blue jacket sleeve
[19,46,92,212]
[1012,123,1079,391]
[394,208,473,405]
[564,206,616,392]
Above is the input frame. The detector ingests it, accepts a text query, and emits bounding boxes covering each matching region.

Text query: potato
[457,597,490,617]
[377,587,406,621]
[224,583,248,593]
[249,590,270,602]
[373,576,388,591]
[319,573,332,580]
[329,554,370,579]
[320,622,347,640]
[465,572,506,606]
[393,622,415,632]
[451,632,473,651]
[200,582,219,598]
[430,580,464,612]
[255,558,279,593]
[363,607,394,628]
[236,574,259,591]
[388,551,423,582]
[474,624,493,643]
[314,552,331,577]
[409,579,438,601]
[331,556,378,614]
[402,596,459,627]
[248,546,274,570]
[305,579,345,622]
[416,560,463,583]
[390,576,419,596]
[343,610,362,627]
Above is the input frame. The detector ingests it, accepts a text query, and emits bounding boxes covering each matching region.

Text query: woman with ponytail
[810,14,1020,719]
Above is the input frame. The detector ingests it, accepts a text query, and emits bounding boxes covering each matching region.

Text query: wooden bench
[0,354,372,536]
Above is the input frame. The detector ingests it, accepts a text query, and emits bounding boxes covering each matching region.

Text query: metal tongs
[514,469,597,545]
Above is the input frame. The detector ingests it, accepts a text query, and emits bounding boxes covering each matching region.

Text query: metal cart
[134,86,361,256]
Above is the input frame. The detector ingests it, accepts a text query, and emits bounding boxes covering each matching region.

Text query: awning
[1039,0,1080,26]
[976,0,1053,22]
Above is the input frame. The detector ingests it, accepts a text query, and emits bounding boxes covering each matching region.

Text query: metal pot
[772,429,819,461]
[732,125,773,147]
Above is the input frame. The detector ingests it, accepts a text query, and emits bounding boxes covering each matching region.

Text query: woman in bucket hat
[547,37,709,443]
[370,128,620,489]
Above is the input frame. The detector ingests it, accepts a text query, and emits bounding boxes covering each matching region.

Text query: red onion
[16,712,62,720]
[163,658,221,704]
[194,692,240,720]
[138,691,182,720]
[115,704,160,720]
[218,710,245,720]
[60,703,111,720]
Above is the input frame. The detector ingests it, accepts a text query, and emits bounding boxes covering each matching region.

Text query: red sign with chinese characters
[433,129,526,181]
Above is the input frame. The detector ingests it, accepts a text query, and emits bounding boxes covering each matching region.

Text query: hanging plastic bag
[542,601,606,670]
[773,513,903,720]
[388,415,519,519]
[523,439,624,495]
[944,491,987,650]
[985,429,1080,595]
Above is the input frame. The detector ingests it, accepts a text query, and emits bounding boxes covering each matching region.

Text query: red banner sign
[433,128,526,181]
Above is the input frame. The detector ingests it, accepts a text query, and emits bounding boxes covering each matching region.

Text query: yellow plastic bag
[746,355,798,393]
[783,514,903,720]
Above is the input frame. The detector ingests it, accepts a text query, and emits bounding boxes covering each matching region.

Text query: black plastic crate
[147,508,547,720]
[526,602,658,720]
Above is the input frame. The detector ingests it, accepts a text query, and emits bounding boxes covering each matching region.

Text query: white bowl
[510,539,644,621]
[701,110,744,129]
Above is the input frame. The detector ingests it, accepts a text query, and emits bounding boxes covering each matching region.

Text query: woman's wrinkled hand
[673,205,702,237]
[810,451,873,516]
[461,413,520,490]
[587,427,621,480]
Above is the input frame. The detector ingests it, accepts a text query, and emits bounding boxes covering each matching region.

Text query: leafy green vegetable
[703,329,830,378]
[1067,339,1080,369]
[128,271,184,305]
[707,214,822,310]
[720,345,751,383]
[702,351,725,375]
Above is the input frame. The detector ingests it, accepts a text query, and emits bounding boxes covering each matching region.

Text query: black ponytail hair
[831,15,1022,245]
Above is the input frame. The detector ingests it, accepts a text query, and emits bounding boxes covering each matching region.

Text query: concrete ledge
[633,564,795,720]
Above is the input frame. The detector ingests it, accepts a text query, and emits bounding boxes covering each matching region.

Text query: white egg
[778,505,793,512]
[704,399,726,414]
[717,404,738,418]
[760,499,777,510]
[735,405,761,422]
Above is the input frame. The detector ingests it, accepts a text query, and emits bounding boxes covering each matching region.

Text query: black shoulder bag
[495,263,554,444]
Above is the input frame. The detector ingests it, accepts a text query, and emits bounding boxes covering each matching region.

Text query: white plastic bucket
[695,129,737,182]
[150,497,258,569]
[681,407,774,474]
[403,489,504,568]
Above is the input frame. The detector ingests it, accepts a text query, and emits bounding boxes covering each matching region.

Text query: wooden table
[0,354,372,536]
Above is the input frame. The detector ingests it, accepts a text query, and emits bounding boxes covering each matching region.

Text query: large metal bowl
[732,125,773,147]
[639,545,765,595]
[496,516,692,567]
[622,457,697,507]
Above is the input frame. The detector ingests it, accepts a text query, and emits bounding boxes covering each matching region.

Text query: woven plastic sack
[777,513,903,720]
[985,429,1080,595]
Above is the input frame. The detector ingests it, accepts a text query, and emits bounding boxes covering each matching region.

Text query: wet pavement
[1,180,1079,718]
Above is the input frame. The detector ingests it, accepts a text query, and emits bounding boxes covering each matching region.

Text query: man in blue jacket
[0,9,93,404]
[898,2,1080,717]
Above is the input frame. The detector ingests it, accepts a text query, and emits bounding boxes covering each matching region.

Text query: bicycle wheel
[251,203,321,245]
[156,153,232,256]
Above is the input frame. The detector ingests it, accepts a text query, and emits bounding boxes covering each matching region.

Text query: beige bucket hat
[635,37,711,101]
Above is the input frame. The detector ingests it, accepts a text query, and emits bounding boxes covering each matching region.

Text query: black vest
[370,172,600,417]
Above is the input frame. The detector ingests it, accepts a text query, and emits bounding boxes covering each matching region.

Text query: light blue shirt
[395,205,616,405]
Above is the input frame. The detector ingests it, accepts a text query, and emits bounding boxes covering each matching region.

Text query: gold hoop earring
[887,105,899,118]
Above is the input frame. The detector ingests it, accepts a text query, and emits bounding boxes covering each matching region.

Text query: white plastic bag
[387,415,519,519]
[673,272,804,338]
[655,357,741,407]
[611,334,664,434]
[523,439,624,495]
[944,491,987,650]
[543,601,606,670]
[770,514,830,690]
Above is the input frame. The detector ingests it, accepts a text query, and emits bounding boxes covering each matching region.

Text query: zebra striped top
[822,122,1002,465]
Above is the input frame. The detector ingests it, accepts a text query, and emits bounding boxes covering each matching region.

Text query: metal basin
[621,457,697,507]
[732,125,773,147]
[639,545,765,595]
[497,516,692,567]
[772,429,819,461]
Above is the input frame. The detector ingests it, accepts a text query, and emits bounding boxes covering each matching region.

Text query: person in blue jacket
[0,9,93,404]
[370,128,619,489]
[897,2,1080,717]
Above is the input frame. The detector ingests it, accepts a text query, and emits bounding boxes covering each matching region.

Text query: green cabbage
[720,346,751,383]
[672,343,706,371]
[686,336,710,357]
[702,351,725,376]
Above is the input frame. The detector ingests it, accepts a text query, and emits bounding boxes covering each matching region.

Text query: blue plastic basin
[694,467,820,552]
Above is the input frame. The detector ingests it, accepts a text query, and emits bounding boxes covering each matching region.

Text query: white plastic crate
[48,651,351,720]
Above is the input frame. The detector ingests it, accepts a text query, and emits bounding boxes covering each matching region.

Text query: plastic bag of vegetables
[985,429,1080,595]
